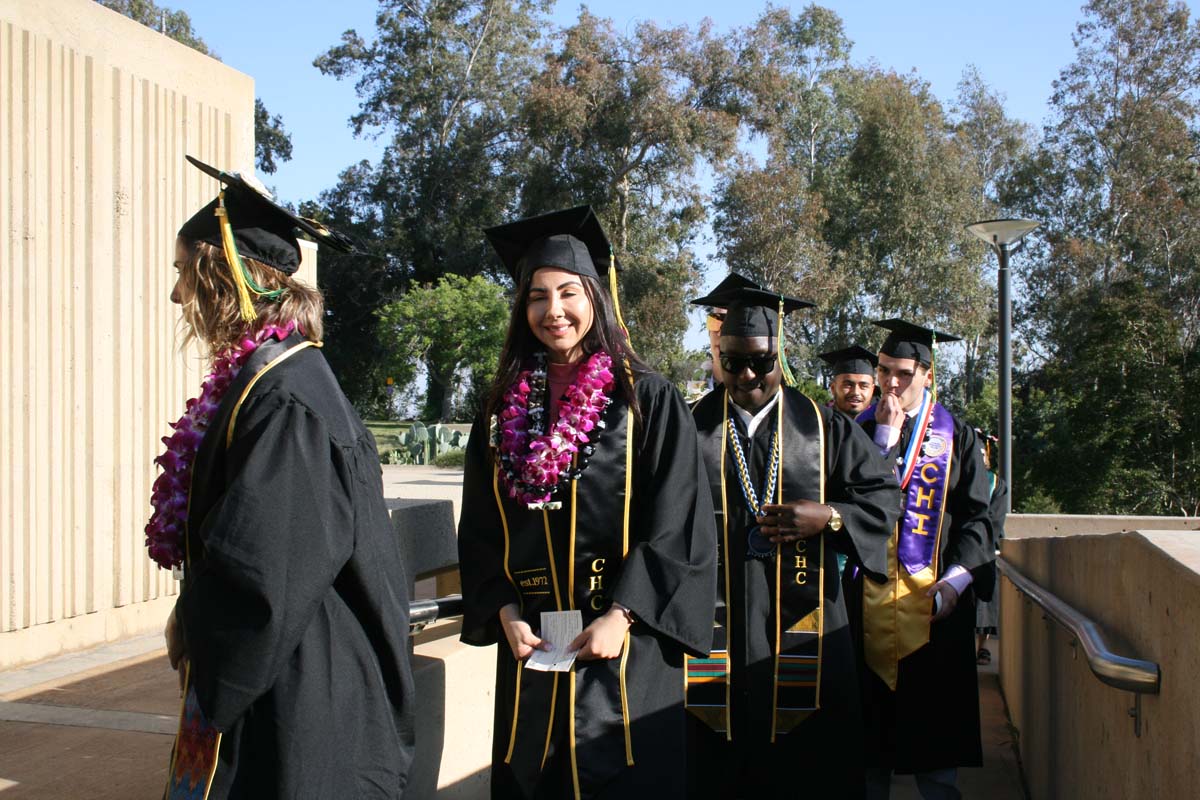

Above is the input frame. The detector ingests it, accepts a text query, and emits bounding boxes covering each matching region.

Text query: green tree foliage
[714,6,852,368]
[1005,0,1200,513]
[315,0,552,285]
[313,0,549,414]
[518,11,743,369]
[299,180,399,418]
[377,274,510,421]
[1017,280,1196,514]
[716,8,1002,409]
[97,1,293,177]
[949,67,1033,407]
[735,4,854,174]
[254,98,293,175]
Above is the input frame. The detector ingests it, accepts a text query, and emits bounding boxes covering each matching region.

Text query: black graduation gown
[174,335,416,798]
[687,388,899,798]
[848,413,995,773]
[976,476,1008,632]
[458,371,718,800]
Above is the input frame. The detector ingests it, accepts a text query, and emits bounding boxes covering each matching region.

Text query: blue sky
[171,0,1127,207]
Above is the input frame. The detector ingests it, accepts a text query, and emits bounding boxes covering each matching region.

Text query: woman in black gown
[458,206,718,800]
[153,157,414,799]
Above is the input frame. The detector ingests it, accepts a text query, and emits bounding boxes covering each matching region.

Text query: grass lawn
[365,420,410,450]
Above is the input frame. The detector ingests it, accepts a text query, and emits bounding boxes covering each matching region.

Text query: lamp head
[966,218,1040,248]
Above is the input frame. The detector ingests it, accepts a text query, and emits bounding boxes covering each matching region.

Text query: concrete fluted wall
[0,0,263,668]
[1000,531,1200,799]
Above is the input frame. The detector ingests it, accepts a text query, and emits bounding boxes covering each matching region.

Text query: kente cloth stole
[686,390,825,740]
[165,666,221,800]
[860,393,955,690]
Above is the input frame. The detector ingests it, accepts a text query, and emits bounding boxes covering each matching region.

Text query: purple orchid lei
[145,321,297,570]
[497,350,615,509]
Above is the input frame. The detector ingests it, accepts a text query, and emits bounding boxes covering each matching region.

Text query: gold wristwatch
[825,505,843,532]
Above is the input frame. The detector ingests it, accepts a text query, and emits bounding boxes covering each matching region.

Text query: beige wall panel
[0,0,257,667]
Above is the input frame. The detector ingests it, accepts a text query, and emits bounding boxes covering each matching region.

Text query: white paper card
[525,610,583,672]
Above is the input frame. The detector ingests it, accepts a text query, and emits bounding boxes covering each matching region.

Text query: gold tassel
[608,249,630,342]
[215,190,257,323]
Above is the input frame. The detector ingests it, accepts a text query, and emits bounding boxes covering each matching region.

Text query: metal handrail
[409,594,464,633]
[998,558,1160,694]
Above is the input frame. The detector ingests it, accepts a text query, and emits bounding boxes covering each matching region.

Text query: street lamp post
[965,218,1040,514]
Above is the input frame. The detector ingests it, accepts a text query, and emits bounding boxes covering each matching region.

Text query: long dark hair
[486,269,648,431]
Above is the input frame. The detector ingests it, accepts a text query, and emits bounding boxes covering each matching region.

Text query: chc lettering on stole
[588,557,607,611]
[911,462,940,536]
[793,540,808,585]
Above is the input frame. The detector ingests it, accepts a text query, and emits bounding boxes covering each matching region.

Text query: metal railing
[998,558,1160,736]
[409,594,464,633]
[998,559,1160,693]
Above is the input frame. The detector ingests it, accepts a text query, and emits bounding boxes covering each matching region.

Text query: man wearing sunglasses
[691,272,759,391]
[686,280,899,798]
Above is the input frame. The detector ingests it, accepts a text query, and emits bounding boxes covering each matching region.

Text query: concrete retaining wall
[1000,531,1200,799]
[1006,514,1199,539]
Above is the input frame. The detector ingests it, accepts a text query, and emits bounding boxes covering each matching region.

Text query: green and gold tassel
[777,295,798,388]
[215,190,284,324]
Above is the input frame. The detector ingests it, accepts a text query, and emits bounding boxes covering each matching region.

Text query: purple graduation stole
[857,391,955,690]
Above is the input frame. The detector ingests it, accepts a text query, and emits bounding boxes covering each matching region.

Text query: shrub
[433,448,466,469]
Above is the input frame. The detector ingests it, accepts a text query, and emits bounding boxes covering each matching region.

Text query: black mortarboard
[484,205,617,283]
[819,345,878,377]
[873,319,961,367]
[178,156,357,275]
[689,272,760,309]
[720,288,815,338]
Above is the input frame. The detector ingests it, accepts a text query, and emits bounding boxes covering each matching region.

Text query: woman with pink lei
[458,206,717,799]
[152,157,414,799]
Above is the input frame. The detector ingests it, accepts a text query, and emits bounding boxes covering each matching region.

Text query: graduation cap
[483,205,618,283]
[719,288,815,338]
[819,345,878,377]
[179,156,359,322]
[689,272,760,310]
[719,287,815,389]
[484,204,632,341]
[179,155,357,275]
[873,319,961,368]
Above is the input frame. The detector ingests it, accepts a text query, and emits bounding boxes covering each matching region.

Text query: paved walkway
[0,635,1026,798]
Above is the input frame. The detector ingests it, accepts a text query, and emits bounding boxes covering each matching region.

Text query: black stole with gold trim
[688,388,825,740]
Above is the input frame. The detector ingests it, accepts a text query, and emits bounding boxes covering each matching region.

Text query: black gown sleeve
[823,408,900,581]
[177,394,355,731]
[457,413,521,647]
[944,421,996,578]
[612,377,718,657]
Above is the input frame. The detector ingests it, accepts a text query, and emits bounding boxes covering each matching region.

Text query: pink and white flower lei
[145,321,297,570]
[498,350,615,509]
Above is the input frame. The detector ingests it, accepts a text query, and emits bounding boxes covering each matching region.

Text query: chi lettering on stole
[913,462,939,536]
[588,557,607,611]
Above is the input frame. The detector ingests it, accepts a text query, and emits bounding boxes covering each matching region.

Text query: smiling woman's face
[525,267,595,364]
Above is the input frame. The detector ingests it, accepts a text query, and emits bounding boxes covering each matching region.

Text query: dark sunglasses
[720,353,778,375]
